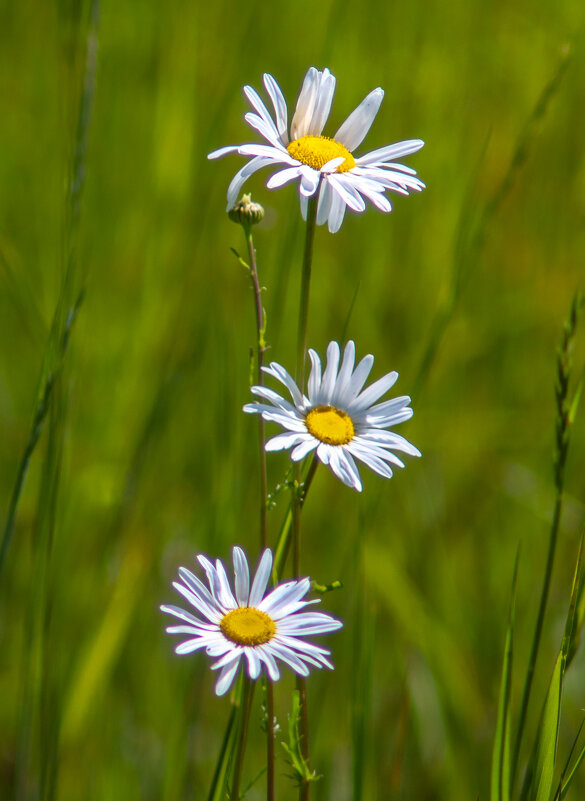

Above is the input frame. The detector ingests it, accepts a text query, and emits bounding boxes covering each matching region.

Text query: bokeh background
[1,0,585,799]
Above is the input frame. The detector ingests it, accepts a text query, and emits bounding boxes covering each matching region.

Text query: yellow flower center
[287,135,356,173]
[305,405,355,445]
[220,607,276,646]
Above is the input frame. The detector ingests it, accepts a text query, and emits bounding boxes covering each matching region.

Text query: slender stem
[230,678,255,801]
[292,194,319,801]
[273,457,319,581]
[266,682,275,801]
[206,702,237,801]
[297,676,310,801]
[244,227,268,549]
[295,193,319,388]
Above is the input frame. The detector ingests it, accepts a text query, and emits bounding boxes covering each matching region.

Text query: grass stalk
[511,292,584,786]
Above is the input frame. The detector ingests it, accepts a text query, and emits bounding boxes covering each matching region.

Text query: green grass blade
[553,720,585,801]
[531,653,563,801]
[491,553,518,801]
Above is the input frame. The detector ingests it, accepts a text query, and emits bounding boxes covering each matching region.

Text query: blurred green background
[1,0,585,799]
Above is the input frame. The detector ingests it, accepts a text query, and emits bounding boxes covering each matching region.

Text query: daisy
[208,67,425,233]
[161,546,342,696]
[244,340,421,492]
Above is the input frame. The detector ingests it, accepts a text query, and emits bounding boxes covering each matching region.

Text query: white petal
[329,448,362,491]
[348,371,399,413]
[346,443,395,478]
[243,84,282,145]
[232,547,250,606]
[345,354,375,402]
[248,385,299,414]
[290,67,319,141]
[263,73,289,144]
[256,646,281,681]
[307,348,323,403]
[260,578,310,617]
[351,179,392,212]
[316,181,333,226]
[160,603,207,628]
[319,341,341,404]
[327,187,346,233]
[358,430,421,457]
[328,175,366,213]
[226,156,273,210]
[290,438,318,461]
[265,432,306,452]
[214,657,241,696]
[308,69,336,136]
[249,549,273,607]
[300,194,309,220]
[331,341,356,403]
[263,362,305,409]
[244,113,283,149]
[266,165,303,190]
[208,145,240,160]
[321,156,345,173]
[245,648,261,679]
[237,143,294,161]
[267,641,310,676]
[355,139,424,166]
[335,88,384,151]
[214,559,238,609]
[175,638,212,655]
[277,612,343,634]
[177,566,217,610]
[299,166,320,197]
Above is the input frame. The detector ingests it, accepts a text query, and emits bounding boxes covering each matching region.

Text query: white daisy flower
[161,546,342,697]
[208,67,425,233]
[244,340,421,492]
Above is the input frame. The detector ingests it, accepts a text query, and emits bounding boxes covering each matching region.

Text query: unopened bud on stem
[228,194,264,227]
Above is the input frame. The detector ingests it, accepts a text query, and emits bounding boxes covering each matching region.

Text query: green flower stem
[295,193,319,391]
[241,225,274,801]
[266,681,275,801]
[297,676,311,801]
[230,677,255,801]
[243,226,269,550]
[292,193,319,801]
[273,457,319,581]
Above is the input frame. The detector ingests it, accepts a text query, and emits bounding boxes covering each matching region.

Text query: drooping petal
[226,156,274,210]
[328,174,366,213]
[214,656,241,696]
[326,184,347,233]
[266,165,304,190]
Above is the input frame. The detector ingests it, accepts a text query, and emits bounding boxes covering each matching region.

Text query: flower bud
[228,194,264,227]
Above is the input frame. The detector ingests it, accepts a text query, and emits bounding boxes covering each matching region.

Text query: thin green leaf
[529,654,563,801]
[490,553,518,801]
[553,719,585,801]
[558,734,585,800]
